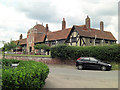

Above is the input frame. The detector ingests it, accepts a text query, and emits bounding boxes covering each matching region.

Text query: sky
[0,0,119,47]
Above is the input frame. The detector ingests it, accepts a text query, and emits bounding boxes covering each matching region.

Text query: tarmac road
[43,64,118,88]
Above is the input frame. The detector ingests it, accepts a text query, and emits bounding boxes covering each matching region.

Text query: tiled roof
[12,38,27,45]
[12,40,19,45]
[74,25,116,41]
[47,28,71,41]
[19,38,27,45]
[34,33,46,43]
[33,24,46,33]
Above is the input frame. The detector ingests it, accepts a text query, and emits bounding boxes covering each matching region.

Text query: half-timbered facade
[12,16,117,54]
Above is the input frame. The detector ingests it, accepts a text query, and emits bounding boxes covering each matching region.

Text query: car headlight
[108,64,111,66]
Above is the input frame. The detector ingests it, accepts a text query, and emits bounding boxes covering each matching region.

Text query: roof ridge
[90,28,111,33]
[48,28,71,33]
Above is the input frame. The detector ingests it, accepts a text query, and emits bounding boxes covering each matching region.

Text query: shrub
[51,44,120,62]
[2,59,49,89]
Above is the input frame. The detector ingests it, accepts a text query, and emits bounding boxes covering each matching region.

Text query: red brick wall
[5,56,76,65]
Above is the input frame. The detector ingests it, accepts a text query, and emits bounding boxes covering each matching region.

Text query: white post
[94,35,97,46]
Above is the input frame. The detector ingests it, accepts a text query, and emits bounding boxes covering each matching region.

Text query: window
[110,41,114,44]
[90,58,98,62]
[83,58,90,61]
[95,39,100,44]
[52,41,56,45]
[58,40,64,44]
[72,37,76,42]
[73,32,77,37]
[45,41,49,44]
[90,39,92,43]
[105,40,108,43]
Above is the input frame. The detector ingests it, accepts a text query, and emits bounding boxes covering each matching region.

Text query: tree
[34,44,50,55]
[3,42,18,51]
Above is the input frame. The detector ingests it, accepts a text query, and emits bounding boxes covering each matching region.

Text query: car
[76,57,112,71]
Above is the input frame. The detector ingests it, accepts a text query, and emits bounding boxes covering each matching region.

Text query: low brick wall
[5,56,76,65]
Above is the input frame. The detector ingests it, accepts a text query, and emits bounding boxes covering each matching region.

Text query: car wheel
[77,65,83,70]
[101,66,106,71]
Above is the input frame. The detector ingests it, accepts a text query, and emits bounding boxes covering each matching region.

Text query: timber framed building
[13,16,117,54]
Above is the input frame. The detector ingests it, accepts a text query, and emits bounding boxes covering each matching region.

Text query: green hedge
[51,44,120,62]
[2,59,49,89]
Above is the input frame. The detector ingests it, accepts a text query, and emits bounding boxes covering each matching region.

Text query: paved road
[43,65,118,88]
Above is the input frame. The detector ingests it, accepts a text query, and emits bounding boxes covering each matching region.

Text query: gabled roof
[47,28,71,41]
[74,25,116,41]
[33,24,46,33]
[12,38,27,45]
[34,33,46,43]
[19,38,27,45]
[12,40,19,45]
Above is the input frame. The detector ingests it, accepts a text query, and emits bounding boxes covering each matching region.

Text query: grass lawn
[5,54,51,58]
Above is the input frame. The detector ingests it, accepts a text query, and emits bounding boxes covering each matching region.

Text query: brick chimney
[85,16,90,29]
[100,21,104,31]
[62,18,66,30]
[46,24,49,32]
[19,34,23,40]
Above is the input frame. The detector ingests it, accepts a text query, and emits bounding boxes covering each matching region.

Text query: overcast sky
[0,0,119,47]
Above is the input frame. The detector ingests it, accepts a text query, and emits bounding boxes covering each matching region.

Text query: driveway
[43,64,118,88]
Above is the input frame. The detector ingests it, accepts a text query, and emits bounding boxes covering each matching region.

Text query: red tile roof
[12,23,116,46]
[74,25,116,41]
[34,33,46,43]
[47,28,71,41]
[19,38,27,45]
[12,40,19,45]
[33,24,46,33]
[12,38,27,45]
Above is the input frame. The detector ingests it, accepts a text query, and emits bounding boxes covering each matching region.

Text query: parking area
[43,64,118,88]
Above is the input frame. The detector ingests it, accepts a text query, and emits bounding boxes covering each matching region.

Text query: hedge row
[51,44,120,62]
[2,59,49,89]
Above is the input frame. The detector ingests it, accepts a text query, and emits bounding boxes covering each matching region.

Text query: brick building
[13,16,117,54]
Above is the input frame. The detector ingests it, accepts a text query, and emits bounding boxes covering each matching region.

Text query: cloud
[1,0,59,23]
[0,3,37,47]
[0,0,118,47]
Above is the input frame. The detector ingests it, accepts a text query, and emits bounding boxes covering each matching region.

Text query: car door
[82,58,91,68]
[89,58,100,69]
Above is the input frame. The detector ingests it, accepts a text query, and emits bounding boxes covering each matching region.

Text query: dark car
[76,57,112,71]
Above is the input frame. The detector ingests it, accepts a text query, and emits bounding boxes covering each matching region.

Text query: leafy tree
[34,44,50,51]
[34,44,50,55]
[3,41,18,51]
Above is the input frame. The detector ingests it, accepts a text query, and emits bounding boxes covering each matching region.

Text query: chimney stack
[46,24,49,32]
[62,18,66,30]
[19,34,23,40]
[100,21,104,31]
[85,16,90,29]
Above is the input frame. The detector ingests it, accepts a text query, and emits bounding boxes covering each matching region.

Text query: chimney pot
[85,16,90,29]
[62,18,66,30]
[100,21,104,31]
[19,34,23,40]
[46,24,49,32]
